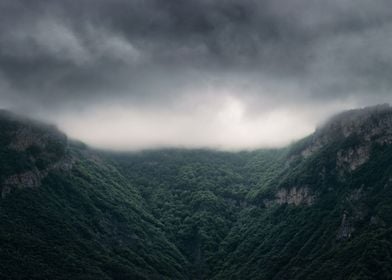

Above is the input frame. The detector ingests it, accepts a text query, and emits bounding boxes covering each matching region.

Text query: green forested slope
[1,105,392,279]
[213,105,392,280]
[0,111,188,280]
[109,149,285,278]
[213,144,392,280]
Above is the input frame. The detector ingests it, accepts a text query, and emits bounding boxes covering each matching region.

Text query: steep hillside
[109,149,285,278]
[214,104,392,279]
[1,105,392,279]
[0,111,188,280]
[110,105,392,279]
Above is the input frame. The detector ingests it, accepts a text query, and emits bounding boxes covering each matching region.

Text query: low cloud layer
[1,0,392,150]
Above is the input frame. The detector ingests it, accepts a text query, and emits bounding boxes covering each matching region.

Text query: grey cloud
[0,0,391,149]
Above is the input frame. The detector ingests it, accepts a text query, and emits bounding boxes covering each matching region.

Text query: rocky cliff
[0,110,71,198]
[2,105,392,280]
[300,104,392,171]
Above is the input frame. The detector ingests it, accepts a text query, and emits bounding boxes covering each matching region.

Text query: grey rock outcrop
[336,146,370,171]
[299,105,392,172]
[337,211,354,240]
[264,186,316,207]
[0,111,73,198]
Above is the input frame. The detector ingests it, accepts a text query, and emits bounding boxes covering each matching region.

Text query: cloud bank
[0,0,392,150]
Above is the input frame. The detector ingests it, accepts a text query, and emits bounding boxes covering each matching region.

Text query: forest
[1,106,392,279]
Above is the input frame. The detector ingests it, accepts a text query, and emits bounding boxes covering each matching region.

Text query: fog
[1,0,391,150]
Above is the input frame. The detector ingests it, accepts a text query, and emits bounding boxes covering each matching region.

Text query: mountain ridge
[1,104,392,279]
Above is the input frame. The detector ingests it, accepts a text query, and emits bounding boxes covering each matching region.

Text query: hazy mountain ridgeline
[0,110,189,279]
[1,105,392,279]
[213,104,392,279]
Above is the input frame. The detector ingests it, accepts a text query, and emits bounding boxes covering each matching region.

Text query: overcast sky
[1,0,392,150]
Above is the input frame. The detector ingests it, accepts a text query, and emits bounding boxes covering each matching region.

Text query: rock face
[320,104,392,142]
[336,146,371,171]
[272,105,392,208]
[276,187,315,206]
[300,104,392,171]
[264,186,315,207]
[2,170,41,198]
[337,211,354,240]
[9,126,63,152]
[0,111,72,198]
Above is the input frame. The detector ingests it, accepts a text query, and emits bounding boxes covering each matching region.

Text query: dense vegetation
[1,106,392,279]
[0,112,188,280]
[109,149,285,279]
[0,153,189,280]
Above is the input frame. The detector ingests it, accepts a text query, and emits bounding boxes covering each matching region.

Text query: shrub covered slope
[1,105,392,279]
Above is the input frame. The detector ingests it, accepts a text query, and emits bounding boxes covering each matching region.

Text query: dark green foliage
[2,107,392,279]
[0,148,189,279]
[210,140,392,280]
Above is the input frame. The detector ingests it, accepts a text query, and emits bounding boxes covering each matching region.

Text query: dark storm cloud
[0,0,392,149]
[1,0,392,103]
